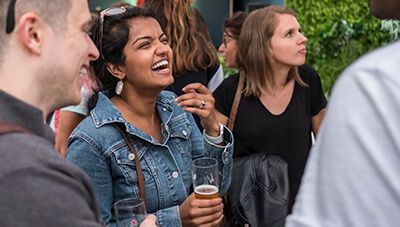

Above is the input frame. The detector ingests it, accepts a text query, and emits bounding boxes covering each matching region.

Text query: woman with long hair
[66,6,233,226]
[213,5,327,210]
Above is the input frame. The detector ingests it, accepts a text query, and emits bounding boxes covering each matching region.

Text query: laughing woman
[66,7,233,227]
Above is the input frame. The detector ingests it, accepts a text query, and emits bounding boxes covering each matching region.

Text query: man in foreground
[0,0,101,225]
[286,0,400,226]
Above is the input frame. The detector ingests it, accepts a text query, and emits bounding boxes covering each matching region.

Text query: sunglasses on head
[5,0,17,34]
[98,6,128,59]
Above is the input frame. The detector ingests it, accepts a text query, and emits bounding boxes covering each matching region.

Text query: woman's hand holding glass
[179,193,224,226]
[179,157,223,226]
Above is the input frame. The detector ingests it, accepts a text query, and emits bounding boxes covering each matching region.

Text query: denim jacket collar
[91,91,177,144]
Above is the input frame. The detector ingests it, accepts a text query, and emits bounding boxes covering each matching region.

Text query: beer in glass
[192,157,220,199]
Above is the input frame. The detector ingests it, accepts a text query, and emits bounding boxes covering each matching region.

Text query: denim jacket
[66,91,233,226]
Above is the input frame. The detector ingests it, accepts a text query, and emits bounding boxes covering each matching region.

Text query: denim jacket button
[128,153,135,161]
[181,130,187,136]
[172,171,179,178]
[162,108,167,112]
[222,151,229,163]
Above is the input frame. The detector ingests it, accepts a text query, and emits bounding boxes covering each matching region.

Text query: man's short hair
[0,0,72,55]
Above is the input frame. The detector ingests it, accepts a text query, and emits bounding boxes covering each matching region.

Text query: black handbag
[225,74,290,227]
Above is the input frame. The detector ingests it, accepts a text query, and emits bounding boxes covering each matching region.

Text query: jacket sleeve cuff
[203,125,234,165]
[155,205,182,227]
[203,125,234,196]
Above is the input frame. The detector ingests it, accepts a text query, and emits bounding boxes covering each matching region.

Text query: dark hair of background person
[222,11,247,40]
[0,0,72,58]
[237,5,307,97]
[143,0,219,76]
[89,7,161,103]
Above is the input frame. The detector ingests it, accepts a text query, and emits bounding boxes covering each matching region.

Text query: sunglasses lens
[104,7,126,16]
[99,7,127,58]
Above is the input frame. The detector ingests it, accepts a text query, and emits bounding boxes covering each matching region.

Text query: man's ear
[106,63,126,80]
[16,12,45,55]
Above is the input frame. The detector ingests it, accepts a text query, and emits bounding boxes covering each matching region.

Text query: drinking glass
[192,157,220,199]
[114,198,147,227]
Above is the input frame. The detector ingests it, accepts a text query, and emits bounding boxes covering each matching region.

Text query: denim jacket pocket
[168,114,193,156]
[112,145,154,186]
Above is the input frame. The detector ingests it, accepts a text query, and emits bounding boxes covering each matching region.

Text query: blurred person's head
[90,6,173,99]
[238,5,307,97]
[144,0,219,75]
[218,11,247,68]
[369,0,400,20]
[0,0,99,119]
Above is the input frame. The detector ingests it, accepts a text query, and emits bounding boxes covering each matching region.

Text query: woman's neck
[267,65,291,93]
[111,90,163,142]
[112,90,157,120]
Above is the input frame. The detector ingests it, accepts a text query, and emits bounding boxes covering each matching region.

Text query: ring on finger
[199,99,206,109]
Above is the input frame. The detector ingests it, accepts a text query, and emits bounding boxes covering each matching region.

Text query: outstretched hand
[176,83,220,136]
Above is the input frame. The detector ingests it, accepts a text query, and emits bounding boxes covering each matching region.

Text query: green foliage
[287,0,399,94]
[219,56,238,78]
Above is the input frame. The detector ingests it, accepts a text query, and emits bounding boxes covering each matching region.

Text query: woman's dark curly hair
[89,6,162,101]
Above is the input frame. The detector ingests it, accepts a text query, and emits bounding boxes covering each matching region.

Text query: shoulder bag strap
[227,74,244,131]
[0,122,34,135]
[116,124,147,205]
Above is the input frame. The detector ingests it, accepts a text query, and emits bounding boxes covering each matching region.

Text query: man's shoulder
[0,134,101,226]
[0,133,86,179]
[331,41,400,99]
[0,132,55,158]
[347,41,400,80]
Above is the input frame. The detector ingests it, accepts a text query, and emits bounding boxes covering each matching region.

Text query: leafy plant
[219,56,238,78]
[287,0,399,95]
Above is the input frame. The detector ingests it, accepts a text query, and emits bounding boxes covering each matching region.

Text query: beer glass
[192,157,220,199]
[114,198,147,227]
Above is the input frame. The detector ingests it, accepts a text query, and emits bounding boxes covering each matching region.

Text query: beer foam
[194,184,219,195]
